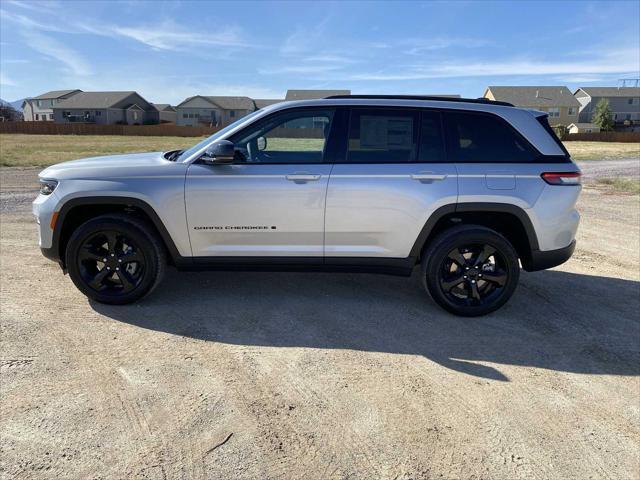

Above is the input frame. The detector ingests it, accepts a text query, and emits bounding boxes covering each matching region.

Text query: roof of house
[32,89,82,100]
[285,89,351,100]
[485,86,580,107]
[152,103,176,112]
[568,123,599,128]
[54,91,150,109]
[178,95,255,110]
[574,87,640,98]
[254,99,284,108]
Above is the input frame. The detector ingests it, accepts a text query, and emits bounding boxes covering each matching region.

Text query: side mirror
[202,140,235,164]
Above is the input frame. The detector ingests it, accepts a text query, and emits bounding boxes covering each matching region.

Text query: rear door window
[345,109,418,163]
[444,111,536,162]
[417,111,446,162]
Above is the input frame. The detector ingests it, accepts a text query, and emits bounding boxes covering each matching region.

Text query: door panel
[185,163,332,257]
[325,163,457,257]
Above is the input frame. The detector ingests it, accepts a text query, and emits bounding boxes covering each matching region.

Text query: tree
[0,104,21,122]
[591,98,614,131]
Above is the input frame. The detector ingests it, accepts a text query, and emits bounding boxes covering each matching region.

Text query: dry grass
[0,134,200,167]
[595,177,640,195]
[1,134,639,167]
[564,141,640,161]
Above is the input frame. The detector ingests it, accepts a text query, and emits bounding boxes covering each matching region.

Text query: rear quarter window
[444,111,537,163]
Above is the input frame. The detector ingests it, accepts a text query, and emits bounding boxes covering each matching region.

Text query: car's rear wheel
[66,214,165,305]
[422,225,520,316]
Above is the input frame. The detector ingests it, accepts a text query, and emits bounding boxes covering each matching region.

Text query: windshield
[175,110,264,162]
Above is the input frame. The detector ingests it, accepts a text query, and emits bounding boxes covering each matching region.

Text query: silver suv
[34,95,581,316]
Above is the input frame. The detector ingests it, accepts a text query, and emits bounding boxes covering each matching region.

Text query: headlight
[39,179,58,196]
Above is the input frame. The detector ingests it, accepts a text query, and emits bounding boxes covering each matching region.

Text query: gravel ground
[1,162,639,479]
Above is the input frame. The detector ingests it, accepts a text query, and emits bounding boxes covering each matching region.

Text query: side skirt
[174,256,418,277]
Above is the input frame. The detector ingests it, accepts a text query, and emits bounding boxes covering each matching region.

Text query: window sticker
[360,116,413,150]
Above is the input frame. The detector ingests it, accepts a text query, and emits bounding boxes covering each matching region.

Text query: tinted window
[445,111,536,163]
[230,109,334,164]
[345,109,418,163]
[418,111,445,162]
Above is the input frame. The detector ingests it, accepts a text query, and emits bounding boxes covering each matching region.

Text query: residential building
[574,87,640,128]
[483,86,580,126]
[254,99,284,109]
[22,89,82,121]
[567,123,601,134]
[152,104,177,123]
[176,96,255,127]
[53,91,159,125]
[285,89,351,100]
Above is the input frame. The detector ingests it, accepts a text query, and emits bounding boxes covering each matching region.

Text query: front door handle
[286,173,321,183]
[411,172,447,182]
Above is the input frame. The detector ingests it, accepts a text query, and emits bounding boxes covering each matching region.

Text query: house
[285,89,351,100]
[574,87,640,128]
[22,89,82,121]
[254,99,284,109]
[567,123,601,134]
[152,104,177,123]
[53,91,159,125]
[483,86,581,126]
[176,96,255,127]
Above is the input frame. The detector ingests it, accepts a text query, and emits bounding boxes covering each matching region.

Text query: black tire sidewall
[423,226,520,317]
[66,216,162,305]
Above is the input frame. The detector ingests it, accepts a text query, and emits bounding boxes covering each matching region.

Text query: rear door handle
[411,172,447,182]
[286,173,321,183]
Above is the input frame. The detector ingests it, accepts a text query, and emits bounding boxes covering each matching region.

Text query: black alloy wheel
[439,243,508,306]
[77,230,145,295]
[422,225,520,316]
[66,214,165,305]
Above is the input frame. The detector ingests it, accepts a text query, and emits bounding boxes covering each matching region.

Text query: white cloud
[1,8,255,52]
[258,64,344,75]
[401,37,493,55]
[23,30,93,75]
[110,22,254,51]
[0,72,17,86]
[349,49,640,81]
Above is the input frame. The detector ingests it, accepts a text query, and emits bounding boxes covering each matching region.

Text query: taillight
[541,172,581,185]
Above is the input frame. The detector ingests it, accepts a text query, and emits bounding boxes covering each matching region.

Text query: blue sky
[1,0,639,104]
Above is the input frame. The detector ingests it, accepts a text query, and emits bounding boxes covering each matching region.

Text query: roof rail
[324,94,514,107]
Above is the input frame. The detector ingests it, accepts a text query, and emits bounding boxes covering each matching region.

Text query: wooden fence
[0,122,221,137]
[563,131,640,142]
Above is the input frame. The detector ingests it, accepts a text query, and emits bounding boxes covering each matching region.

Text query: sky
[0,0,639,104]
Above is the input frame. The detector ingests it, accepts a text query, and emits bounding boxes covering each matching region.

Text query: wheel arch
[410,203,540,268]
[51,196,183,269]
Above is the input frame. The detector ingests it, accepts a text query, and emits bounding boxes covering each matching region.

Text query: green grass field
[0,134,199,167]
[595,177,640,195]
[0,134,638,167]
[564,141,640,161]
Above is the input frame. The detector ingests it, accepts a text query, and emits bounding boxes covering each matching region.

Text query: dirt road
[1,164,639,479]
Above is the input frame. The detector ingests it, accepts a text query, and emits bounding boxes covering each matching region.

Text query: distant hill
[1,98,28,111]
[11,98,28,112]
[0,98,28,111]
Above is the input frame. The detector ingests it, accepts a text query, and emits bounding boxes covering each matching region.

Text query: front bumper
[522,240,576,272]
[33,191,60,261]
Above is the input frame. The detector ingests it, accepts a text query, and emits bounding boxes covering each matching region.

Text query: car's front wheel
[66,214,165,305]
[422,225,520,316]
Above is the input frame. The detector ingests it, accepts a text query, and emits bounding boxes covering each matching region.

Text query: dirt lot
[1,162,639,479]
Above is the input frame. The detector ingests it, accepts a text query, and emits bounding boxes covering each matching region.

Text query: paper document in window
[360,116,413,150]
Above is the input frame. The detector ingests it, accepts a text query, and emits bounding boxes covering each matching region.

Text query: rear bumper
[522,240,576,272]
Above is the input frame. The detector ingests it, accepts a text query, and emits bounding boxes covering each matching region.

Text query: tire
[66,214,166,305]
[421,224,520,317]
